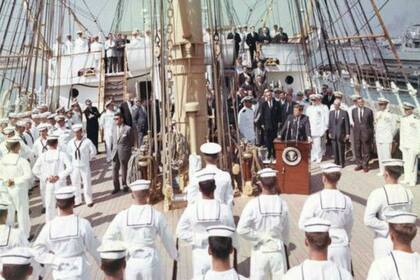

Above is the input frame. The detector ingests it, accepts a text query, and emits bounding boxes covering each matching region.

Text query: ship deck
[29,147,420,280]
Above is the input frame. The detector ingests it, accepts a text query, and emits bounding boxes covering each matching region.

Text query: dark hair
[305,232,331,250]
[2,264,31,280]
[6,142,20,152]
[101,258,126,277]
[203,153,218,161]
[385,166,403,180]
[56,197,75,210]
[46,139,58,147]
[389,223,417,245]
[260,177,277,189]
[0,209,8,222]
[323,172,341,184]
[208,236,232,260]
[114,112,124,120]
[199,179,216,196]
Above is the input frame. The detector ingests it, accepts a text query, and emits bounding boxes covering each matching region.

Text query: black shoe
[41,208,46,214]
[111,189,120,195]
[87,203,94,208]
[123,186,129,193]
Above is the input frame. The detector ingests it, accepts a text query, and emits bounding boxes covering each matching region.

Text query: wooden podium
[273,139,310,195]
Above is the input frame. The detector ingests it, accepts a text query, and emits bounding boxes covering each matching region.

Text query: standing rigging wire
[244,0,259,26]
[79,0,105,36]
[302,0,322,74]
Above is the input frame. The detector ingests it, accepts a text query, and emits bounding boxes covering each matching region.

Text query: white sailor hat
[320,163,342,173]
[15,113,26,119]
[0,198,9,210]
[196,171,216,183]
[129,179,151,191]
[351,94,361,101]
[72,123,83,131]
[334,91,344,98]
[41,112,51,118]
[309,94,318,100]
[22,111,32,118]
[257,168,278,178]
[303,217,331,233]
[403,102,415,110]
[206,225,235,238]
[0,118,8,124]
[2,126,15,135]
[6,136,20,144]
[296,91,304,97]
[1,247,33,265]
[386,210,417,224]
[47,134,59,141]
[76,30,83,34]
[200,142,222,155]
[377,97,389,104]
[55,186,76,199]
[241,96,253,103]
[37,123,49,131]
[98,241,127,260]
[31,113,40,119]
[37,104,48,110]
[314,94,323,99]
[8,113,17,118]
[54,114,65,121]
[15,120,26,127]
[382,159,404,167]
[47,113,57,120]
[23,118,32,124]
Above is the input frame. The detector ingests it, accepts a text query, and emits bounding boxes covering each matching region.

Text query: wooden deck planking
[27,151,420,280]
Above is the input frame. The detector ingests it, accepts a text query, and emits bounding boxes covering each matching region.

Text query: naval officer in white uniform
[67,124,97,207]
[187,142,234,207]
[284,218,352,280]
[298,163,354,272]
[238,96,256,144]
[364,159,414,259]
[32,134,73,222]
[399,102,420,187]
[367,211,420,280]
[203,225,248,280]
[103,180,178,280]
[237,168,289,279]
[33,186,100,280]
[374,98,398,176]
[98,241,127,280]
[177,171,235,279]
[99,100,116,162]
[306,94,329,163]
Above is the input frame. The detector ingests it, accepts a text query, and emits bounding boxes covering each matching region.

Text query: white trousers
[376,142,392,174]
[192,247,211,279]
[250,249,287,280]
[39,180,46,207]
[70,167,93,205]
[45,182,60,222]
[7,186,31,238]
[311,136,323,162]
[401,148,418,186]
[125,251,162,280]
[328,245,352,272]
[104,134,112,162]
[373,236,392,260]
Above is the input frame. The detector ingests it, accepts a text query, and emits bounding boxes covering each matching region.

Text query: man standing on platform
[83,99,100,150]
[258,89,280,160]
[280,104,311,142]
[329,99,350,167]
[306,94,329,163]
[246,26,259,61]
[227,27,241,59]
[238,96,256,144]
[352,97,374,172]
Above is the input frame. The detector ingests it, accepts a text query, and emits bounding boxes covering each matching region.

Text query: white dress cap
[196,171,216,183]
[320,163,342,174]
[55,186,76,199]
[257,168,278,178]
[350,94,361,101]
[37,123,49,132]
[333,91,344,98]
[1,247,33,265]
[377,97,389,103]
[241,96,253,103]
[200,142,222,155]
[98,241,127,260]
[54,114,65,121]
[6,136,21,144]
[0,118,8,124]
[129,179,151,191]
[8,113,18,118]
[41,112,51,118]
[303,217,331,233]
[47,134,60,141]
[16,120,26,127]
[403,102,415,109]
[2,126,15,135]
[206,225,235,238]
[47,113,57,120]
[386,210,417,224]
[382,159,404,167]
[315,94,323,99]
[72,123,83,132]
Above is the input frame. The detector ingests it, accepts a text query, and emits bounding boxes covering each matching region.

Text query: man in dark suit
[328,99,350,167]
[119,95,134,127]
[111,112,134,194]
[351,97,374,172]
[132,98,148,147]
[257,89,280,159]
[246,26,259,61]
[280,104,311,142]
[83,99,100,150]
[322,89,335,109]
[227,27,242,59]
[280,90,296,126]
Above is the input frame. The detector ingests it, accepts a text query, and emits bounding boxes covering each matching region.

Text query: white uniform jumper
[99,110,115,162]
[375,110,398,175]
[103,204,178,280]
[364,184,413,259]
[0,154,32,238]
[177,199,235,279]
[202,268,248,280]
[32,136,50,207]
[67,137,97,205]
[299,189,354,271]
[33,149,73,221]
[367,250,420,280]
[306,104,329,163]
[237,195,290,280]
[238,106,256,144]
[33,214,100,280]
[283,260,353,280]
[399,114,420,186]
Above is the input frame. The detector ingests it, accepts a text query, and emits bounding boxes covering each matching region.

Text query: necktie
[359,108,363,123]
[74,140,84,160]
[336,111,339,120]
[20,135,27,145]
[26,131,34,143]
[41,140,48,153]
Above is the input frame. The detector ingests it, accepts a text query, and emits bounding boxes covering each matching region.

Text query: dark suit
[119,101,133,127]
[280,101,296,126]
[258,100,280,158]
[83,106,100,149]
[352,106,374,168]
[280,114,311,141]
[111,124,134,191]
[329,110,350,167]
[322,94,336,109]
[227,32,241,58]
[133,105,148,147]
[246,32,259,60]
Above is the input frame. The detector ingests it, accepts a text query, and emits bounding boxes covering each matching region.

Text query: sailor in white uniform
[33,186,101,280]
[283,218,353,280]
[103,180,178,280]
[90,36,104,69]
[187,142,234,207]
[367,211,420,280]
[374,98,398,176]
[238,96,256,144]
[63,34,74,55]
[177,172,235,279]
[298,163,353,271]
[306,94,329,163]
[99,100,116,162]
[364,159,414,259]
[0,200,28,252]
[98,241,127,280]
[1,247,35,280]
[74,30,88,54]
[237,168,289,279]
[54,114,72,147]
[399,102,420,187]
[0,137,32,239]
[128,31,144,48]
[22,119,35,148]
[32,134,73,222]
[67,124,97,207]
[0,127,33,161]
[202,225,248,280]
